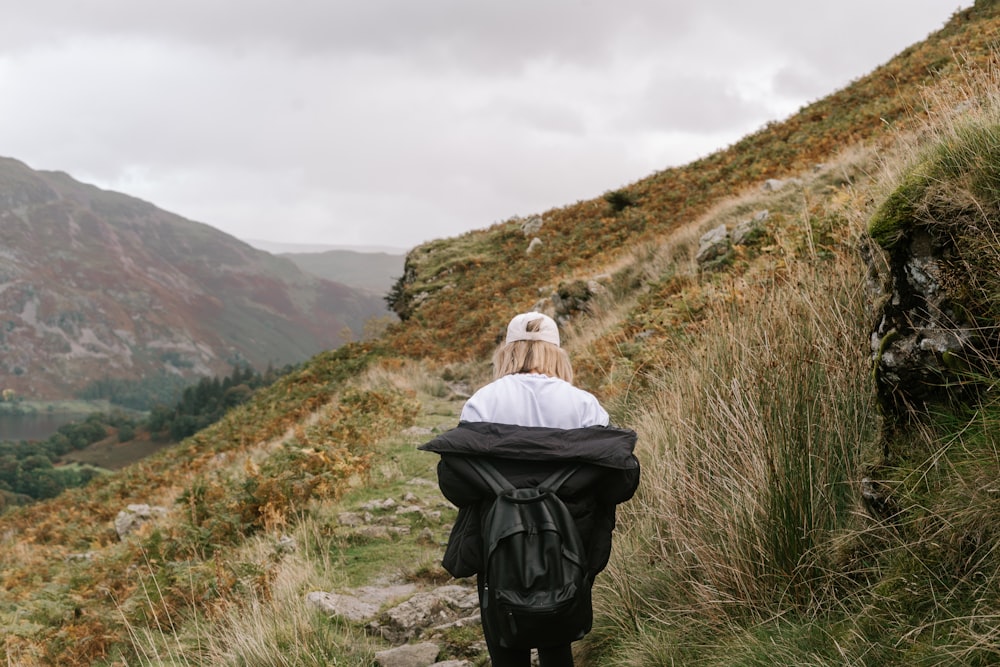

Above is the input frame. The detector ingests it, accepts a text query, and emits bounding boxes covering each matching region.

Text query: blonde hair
[492,318,574,382]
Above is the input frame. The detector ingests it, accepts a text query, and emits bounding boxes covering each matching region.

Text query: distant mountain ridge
[245,239,409,255]
[280,249,405,296]
[0,157,389,399]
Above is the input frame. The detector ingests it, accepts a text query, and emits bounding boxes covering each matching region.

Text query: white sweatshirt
[460,373,609,429]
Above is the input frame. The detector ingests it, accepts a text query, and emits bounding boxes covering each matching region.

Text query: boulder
[374,642,441,667]
[306,584,418,623]
[306,591,381,622]
[114,504,167,540]
[762,177,802,192]
[373,584,480,644]
[732,210,769,246]
[865,143,998,427]
[520,215,544,236]
[695,223,731,266]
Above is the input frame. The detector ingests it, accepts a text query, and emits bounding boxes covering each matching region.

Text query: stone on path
[374,642,441,667]
[306,584,418,622]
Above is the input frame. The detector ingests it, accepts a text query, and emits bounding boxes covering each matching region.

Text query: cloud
[625,73,775,133]
[0,0,972,249]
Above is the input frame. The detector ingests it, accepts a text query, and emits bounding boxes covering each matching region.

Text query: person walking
[420,312,640,666]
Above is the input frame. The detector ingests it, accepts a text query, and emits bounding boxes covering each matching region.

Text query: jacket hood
[418,421,638,470]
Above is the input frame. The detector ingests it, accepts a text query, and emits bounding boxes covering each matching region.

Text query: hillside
[3,2,1000,666]
[0,159,389,399]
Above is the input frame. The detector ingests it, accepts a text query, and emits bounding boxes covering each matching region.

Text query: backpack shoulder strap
[539,464,582,494]
[467,458,582,495]
[465,457,514,495]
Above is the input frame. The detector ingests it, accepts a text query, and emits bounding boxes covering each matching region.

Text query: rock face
[865,129,1000,424]
[866,231,976,419]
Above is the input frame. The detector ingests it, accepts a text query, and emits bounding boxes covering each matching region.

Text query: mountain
[3,3,1000,666]
[245,238,408,254]
[0,157,390,399]
[280,249,405,296]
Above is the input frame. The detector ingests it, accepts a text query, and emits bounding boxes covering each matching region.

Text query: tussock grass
[120,525,382,666]
[587,245,875,663]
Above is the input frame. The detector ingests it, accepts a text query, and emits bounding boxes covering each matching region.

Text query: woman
[420,312,640,667]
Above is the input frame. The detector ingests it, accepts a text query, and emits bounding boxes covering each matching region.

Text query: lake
[0,412,86,442]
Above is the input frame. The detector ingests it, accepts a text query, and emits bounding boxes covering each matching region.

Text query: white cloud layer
[0,1,971,250]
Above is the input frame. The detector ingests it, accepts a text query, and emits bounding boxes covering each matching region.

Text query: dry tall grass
[120,520,381,667]
[583,58,1000,666]
[586,220,878,662]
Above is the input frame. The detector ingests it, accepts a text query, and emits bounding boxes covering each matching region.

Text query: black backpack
[468,458,593,649]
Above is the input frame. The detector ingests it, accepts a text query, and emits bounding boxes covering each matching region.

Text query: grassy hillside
[4,2,1000,665]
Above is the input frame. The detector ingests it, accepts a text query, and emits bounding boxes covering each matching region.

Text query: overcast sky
[0,1,970,253]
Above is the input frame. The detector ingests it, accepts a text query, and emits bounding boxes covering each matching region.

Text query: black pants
[477,576,575,667]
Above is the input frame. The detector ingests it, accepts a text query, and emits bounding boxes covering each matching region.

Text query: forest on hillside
[0,364,291,512]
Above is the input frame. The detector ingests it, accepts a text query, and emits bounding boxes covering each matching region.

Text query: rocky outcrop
[531,275,611,324]
[308,582,481,664]
[866,229,977,420]
[696,224,731,266]
[695,210,770,269]
[114,503,168,539]
[519,215,544,236]
[865,124,1000,425]
[373,585,480,644]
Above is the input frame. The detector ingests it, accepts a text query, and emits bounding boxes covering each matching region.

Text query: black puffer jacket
[419,421,640,579]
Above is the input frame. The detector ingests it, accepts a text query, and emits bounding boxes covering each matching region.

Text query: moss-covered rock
[866,122,1000,425]
[867,165,932,250]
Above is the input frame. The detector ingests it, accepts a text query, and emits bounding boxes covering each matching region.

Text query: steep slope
[383,1,996,364]
[0,157,389,398]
